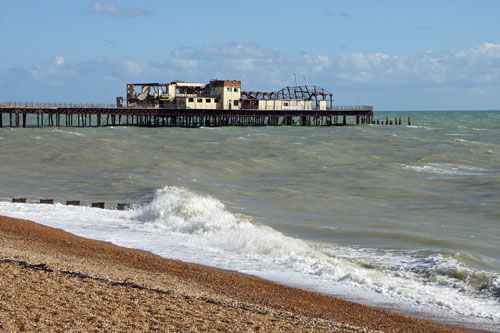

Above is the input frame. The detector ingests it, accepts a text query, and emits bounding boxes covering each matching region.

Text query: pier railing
[0,101,117,108]
[328,105,374,111]
[1,101,374,112]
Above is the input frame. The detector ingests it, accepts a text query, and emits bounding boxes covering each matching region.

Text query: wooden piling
[66,200,80,206]
[91,202,105,209]
[408,116,411,126]
[40,199,54,204]
[117,203,130,210]
[12,198,27,203]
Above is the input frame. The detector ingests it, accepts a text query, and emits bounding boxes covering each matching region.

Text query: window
[284,102,289,106]
[197,98,202,103]
[206,99,211,103]
[188,98,194,102]
[234,100,239,106]
[214,98,220,103]
[227,87,232,92]
[234,88,239,92]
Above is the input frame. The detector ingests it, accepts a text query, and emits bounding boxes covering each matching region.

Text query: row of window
[185,98,239,106]
[227,87,239,92]
[188,98,220,103]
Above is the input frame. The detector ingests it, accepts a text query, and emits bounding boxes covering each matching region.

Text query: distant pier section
[1,80,375,128]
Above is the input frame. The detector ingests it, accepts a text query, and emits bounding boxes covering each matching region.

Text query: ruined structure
[124,79,336,112]
[126,80,241,110]
[1,79,376,128]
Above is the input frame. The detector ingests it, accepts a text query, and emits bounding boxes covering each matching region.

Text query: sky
[1,0,499,110]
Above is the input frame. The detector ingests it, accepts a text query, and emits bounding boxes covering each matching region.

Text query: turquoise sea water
[1,111,499,330]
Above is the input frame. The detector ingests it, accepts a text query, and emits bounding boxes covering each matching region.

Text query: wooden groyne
[9,197,130,210]
[0,103,375,128]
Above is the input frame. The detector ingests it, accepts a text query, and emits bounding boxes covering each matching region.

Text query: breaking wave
[1,185,499,328]
[130,186,500,323]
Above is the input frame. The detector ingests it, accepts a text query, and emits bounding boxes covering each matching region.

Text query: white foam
[1,186,499,329]
[406,125,439,130]
[402,163,487,176]
[51,129,85,137]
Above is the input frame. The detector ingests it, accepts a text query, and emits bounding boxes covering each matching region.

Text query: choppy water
[1,111,499,330]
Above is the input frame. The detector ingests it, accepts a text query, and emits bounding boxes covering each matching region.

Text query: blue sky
[1,0,499,110]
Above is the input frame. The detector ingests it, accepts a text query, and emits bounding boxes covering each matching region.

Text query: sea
[0,111,499,331]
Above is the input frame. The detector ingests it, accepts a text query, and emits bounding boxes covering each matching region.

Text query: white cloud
[91,1,150,17]
[170,58,198,72]
[334,43,500,85]
[54,56,64,66]
[1,42,500,108]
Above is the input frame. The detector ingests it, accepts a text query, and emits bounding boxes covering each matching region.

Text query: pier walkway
[0,103,374,128]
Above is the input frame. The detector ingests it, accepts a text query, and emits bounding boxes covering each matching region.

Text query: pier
[0,103,374,128]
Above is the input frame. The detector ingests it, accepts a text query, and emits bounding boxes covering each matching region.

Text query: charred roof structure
[241,85,334,110]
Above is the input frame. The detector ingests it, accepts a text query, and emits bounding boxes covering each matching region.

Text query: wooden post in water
[40,199,54,204]
[117,203,130,210]
[12,198,27,203]
[408,116,411,126]
[66,200,80,206]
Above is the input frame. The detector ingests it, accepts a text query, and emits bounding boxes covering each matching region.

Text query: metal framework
[241,85,334,110]
[242,85,333,102]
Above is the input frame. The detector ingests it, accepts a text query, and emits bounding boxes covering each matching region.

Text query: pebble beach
[0,215,464,332]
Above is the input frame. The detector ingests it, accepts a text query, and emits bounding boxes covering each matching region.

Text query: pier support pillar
[343,115,346,125]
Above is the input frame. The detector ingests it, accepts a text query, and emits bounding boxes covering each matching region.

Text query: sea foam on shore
[1,215,465,332]
[1,185,499,331]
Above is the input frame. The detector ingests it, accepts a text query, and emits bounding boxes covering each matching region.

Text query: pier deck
[0,103,374,128]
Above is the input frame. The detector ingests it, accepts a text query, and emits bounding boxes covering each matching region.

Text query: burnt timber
[0,104,374,128]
